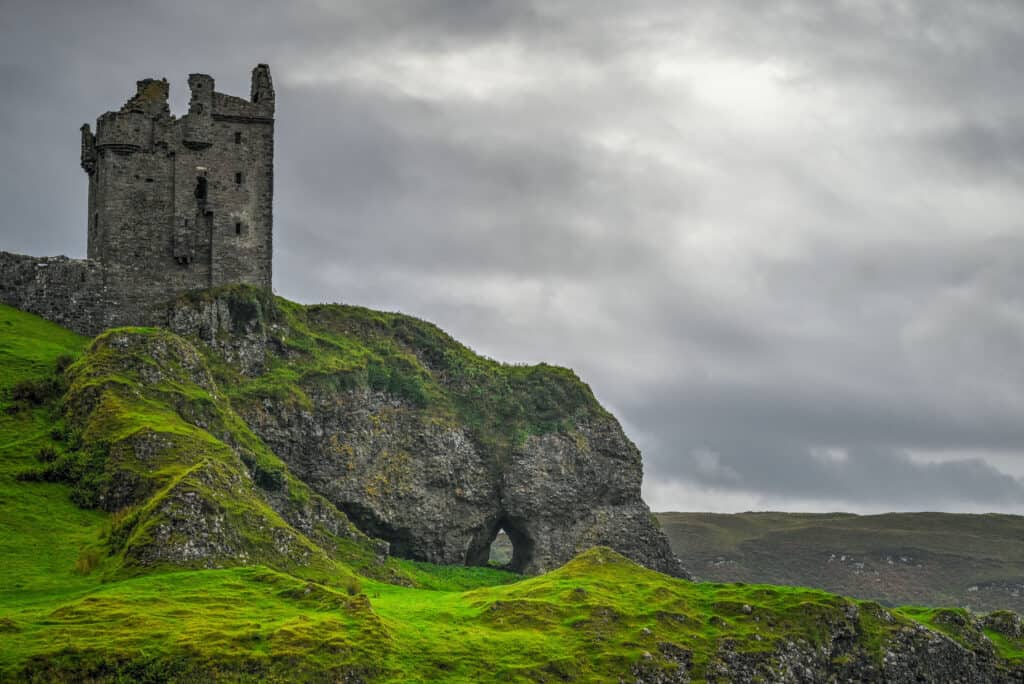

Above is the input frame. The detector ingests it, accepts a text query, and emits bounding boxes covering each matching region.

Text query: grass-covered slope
[0,306,104,600]
[190,289,608,454]
[3,543,1023,682]
[25,323,385,583]
[1,302,1023,682]
[657,511,1024,613]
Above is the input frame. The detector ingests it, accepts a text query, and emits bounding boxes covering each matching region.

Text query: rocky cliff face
[162,287,688,577]
[241,389,684,576]
[632,603,1024,683]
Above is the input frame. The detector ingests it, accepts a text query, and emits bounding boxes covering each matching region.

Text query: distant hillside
[657,511,1024,613]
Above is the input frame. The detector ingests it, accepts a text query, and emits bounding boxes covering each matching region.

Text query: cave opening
[489,529,513,566]
[468,517,535,573]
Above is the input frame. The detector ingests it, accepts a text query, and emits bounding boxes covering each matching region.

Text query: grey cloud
[920,120,1024,180]
[2,0,1023,513]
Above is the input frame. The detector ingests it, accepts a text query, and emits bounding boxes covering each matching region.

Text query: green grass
[186,287,608,455]
[366,548,862,682]
[987,629,1024,661]
[1,302,1022,682]
[0,566,389,682]
[388,557,520,592]
[0,305,106,602]
[8,545,1006,683]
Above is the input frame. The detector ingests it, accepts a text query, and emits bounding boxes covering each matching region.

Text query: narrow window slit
[194,176,207,201]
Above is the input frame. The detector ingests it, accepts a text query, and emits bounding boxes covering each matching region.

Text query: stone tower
[79,65,275,312]
[0,65,277,335]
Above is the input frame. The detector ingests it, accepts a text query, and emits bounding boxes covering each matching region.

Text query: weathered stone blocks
[1,65,276,336]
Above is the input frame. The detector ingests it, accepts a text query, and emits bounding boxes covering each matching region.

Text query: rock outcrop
[55,327,383,576]
[166,288,690,578]
[242,388,685,576]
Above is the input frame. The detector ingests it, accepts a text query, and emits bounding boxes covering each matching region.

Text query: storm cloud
[2,0,1023,513]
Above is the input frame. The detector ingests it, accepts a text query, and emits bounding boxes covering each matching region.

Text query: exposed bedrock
[239,389,689,578]
[161,290,690,578]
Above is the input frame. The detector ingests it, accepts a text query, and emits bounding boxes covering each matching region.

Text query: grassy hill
[1,301,1022,682]
[657,511,1024,613]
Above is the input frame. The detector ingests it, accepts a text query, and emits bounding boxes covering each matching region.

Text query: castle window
[234,132,241,144]
[235,172,243,185]
[145,177,154,183]
[235,222,242,235]
[194,176,208,200]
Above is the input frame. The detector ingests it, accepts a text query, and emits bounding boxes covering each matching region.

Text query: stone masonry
[1,65,275,335]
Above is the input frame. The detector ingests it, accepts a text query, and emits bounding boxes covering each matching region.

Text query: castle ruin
[1,65,275,335]
[0,66,693,581]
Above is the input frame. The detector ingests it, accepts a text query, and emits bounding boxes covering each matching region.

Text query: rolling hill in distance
[656,511,1024,614]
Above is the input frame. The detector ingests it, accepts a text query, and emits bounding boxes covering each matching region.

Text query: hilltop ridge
[658,511,1024,613]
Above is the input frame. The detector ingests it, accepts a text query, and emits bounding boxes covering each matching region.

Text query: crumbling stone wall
[0,252,111,335]
[0,250,184,336]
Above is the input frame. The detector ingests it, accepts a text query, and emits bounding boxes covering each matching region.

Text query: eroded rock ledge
[243,387,685,576]
[167,287,689,577]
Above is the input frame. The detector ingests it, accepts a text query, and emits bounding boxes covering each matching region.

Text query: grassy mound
[4,544,1021,682]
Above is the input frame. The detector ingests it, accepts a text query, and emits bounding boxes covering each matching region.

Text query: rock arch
[466,515,536,573]
[243,390,689,578]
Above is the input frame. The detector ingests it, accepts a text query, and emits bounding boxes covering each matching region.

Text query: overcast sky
[2,0,1023,514]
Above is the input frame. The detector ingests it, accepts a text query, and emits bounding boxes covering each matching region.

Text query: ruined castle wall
[0,252,110,336]
[92,147,187,320]
[86,166,99,260]
[0,250,199,336]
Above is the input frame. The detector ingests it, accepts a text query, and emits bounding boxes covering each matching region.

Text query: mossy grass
[0,305,106,603]
[7,545,1009,683]
[193,286,609,454]
[2,303,1021,681]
